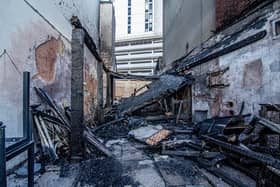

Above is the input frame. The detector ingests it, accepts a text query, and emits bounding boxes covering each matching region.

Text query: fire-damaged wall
[100,1,116,107]
[216,0,260,29]
[182,2,280,122]
[0,0,101,137]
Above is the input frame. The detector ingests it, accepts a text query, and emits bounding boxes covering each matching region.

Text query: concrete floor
[7,129,256,187]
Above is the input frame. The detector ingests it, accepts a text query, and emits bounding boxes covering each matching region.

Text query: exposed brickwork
[216,0,259,29]
[34,37,60,82]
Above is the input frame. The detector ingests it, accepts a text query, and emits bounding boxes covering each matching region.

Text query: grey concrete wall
[100,2,116,106]
[187,8,280,122]
[163,0,216,65]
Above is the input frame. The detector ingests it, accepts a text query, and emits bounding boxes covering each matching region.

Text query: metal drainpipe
[0,122,7,187]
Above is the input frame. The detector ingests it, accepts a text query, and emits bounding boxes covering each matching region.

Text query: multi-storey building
[113,0,163,75]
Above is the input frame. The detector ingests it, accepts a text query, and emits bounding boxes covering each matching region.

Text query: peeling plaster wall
[190,8,280,122]
[52,0,100,44]
[84,46,98,122]
[0,0,100,137]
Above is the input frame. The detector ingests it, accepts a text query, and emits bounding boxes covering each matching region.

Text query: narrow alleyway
[2,1,280,187]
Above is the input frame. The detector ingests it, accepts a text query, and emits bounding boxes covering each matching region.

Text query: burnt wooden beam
[34,87,71,131]
[202,135,280,169]
[84,130,113,157]
[162,150,200,157]
[255,116,280,134]
[169,30,267,73]
[110,71,159,81]
[71,28,85,157]
[162,150,220,159]
[71,16,102,62]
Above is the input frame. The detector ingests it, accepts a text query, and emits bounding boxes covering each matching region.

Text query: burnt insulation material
[118,74,194,115]
[77,158,138,187]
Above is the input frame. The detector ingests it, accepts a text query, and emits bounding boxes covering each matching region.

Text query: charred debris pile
[31,73,280,186]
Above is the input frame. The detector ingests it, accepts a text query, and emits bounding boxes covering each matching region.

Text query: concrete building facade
[113,0,163,75]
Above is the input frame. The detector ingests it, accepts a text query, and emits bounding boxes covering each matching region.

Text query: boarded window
[242,59,262,89]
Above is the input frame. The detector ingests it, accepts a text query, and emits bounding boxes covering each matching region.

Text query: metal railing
[0,72,34,187]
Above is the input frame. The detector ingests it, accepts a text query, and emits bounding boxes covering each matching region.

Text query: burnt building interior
[1,0,280,187]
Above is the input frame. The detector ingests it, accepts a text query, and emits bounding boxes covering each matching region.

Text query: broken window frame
[272,18,280,39]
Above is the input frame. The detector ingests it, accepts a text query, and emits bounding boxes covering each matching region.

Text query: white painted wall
[0,0,100,137]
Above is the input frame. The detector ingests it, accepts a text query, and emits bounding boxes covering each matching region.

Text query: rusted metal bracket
[207,67,230,76]
[207,67,230,88]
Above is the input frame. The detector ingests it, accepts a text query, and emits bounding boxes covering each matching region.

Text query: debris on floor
[7,72,280,186]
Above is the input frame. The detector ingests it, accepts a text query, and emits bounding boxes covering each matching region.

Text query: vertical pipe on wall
[106,73,112,107]
[96,62,104,123]
[27,110,34,187]
[24,72,34,187]
[0,122,7,187]
[23,72,30,139]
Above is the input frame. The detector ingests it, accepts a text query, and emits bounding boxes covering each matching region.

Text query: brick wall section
[216,0,258,29]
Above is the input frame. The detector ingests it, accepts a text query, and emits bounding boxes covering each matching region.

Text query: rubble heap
[30,72,280,186]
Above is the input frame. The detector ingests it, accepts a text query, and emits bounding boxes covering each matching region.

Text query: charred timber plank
[255,116,280,134]
[202,135,280,169]
[207,167,250,187]
[145,115,176,121]
[110,71,159,80]
[91,118,125,133]
[34,87,71,131]
[162,139,192,150]
[172,129,193,134]
[162,150,200,157]
[84,130,113,157]
[172,31,267,73]
[119,75,194,115]
[162,150,220,159]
